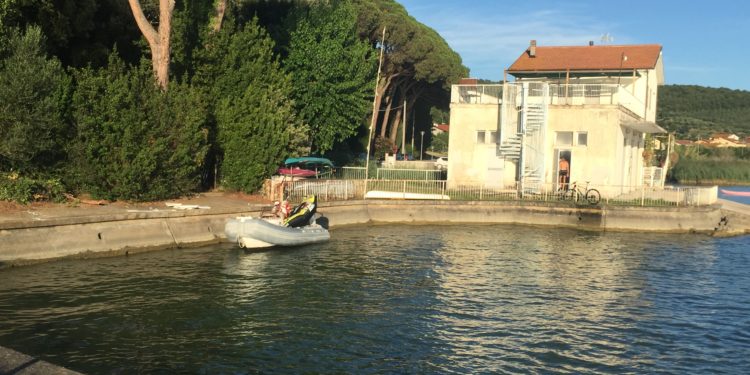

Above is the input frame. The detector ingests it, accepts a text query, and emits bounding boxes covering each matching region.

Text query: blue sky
[398,0,750,90]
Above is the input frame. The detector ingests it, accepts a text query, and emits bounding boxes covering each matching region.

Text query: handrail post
[641,185,645,206]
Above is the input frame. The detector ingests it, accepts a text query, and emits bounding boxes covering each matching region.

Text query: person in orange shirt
[558,156,570,190]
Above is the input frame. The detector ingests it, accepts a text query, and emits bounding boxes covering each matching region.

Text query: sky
[398,0,750,91]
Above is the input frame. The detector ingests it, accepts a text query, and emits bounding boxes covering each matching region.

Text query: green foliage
[671,159,750,183]
[0,26,71,174]
[658,85,750,139]
[670,145,750,183]
[430,106,448,124]
[0,0,142,68]
[69,55,209,201]
[430,132,448,153]
[373,136,395,160]
[195,20,307,192]
[0,172,66,204]
[285,1,376,153]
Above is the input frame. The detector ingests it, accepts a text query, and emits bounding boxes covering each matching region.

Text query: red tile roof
[434,124,450,132]
[508,44,662,72]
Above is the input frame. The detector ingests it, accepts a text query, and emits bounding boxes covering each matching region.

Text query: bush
[195,20,307,193]
[68,55,209,201]
[0,26,71,174]
[0,172,66,204]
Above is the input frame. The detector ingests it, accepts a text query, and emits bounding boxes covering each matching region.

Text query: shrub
[68,55,209,201]
[195,20,307,193]
[0,172,66,204]
[0,26,71,174]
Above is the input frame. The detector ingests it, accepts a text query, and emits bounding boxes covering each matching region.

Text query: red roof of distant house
[459,78,478,85]
[508,43,662,72]
[675,140,694,146]
[435,124,449,132]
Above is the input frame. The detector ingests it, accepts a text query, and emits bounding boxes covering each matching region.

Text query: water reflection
[0,225,747,374]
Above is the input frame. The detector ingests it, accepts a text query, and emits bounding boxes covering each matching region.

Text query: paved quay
[0,345,82,375]
[1,193,748,268]
[0,192,269,230]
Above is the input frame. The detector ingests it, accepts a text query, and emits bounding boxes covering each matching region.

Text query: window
[489,131,498,144]
[476,131,486,144]
[556,131,573,146]
[577,132,588,146]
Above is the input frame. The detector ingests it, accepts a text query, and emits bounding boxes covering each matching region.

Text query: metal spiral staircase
[497,83,548,189]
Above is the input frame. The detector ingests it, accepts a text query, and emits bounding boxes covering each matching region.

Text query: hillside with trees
[0,0,467,203]
[657,84,750,139]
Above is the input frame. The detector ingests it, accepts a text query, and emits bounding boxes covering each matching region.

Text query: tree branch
[127,0,158,47]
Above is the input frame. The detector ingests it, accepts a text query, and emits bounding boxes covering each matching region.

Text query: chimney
[589,40,594,46]
[528,40,537,57]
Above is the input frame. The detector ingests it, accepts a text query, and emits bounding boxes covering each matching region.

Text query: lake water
[719,185,750,205]
[1,225,749,374]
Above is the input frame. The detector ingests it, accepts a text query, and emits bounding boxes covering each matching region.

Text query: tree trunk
[388,106,402,144]
[128,0,174,89]
[369,74,394,142]
[379,90,394,139]
[212,0,227,32]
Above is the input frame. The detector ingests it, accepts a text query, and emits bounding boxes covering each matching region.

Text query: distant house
[706,133,745,148]
[675,139,695,146]
[711,133,740,142]
[447,40,665,191]
[432,123,449,135]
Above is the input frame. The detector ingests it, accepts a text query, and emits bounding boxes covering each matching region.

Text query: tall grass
[671,159,750,184]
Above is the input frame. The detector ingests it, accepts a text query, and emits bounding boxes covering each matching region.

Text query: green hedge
[0,173,66,204]
[68,56,209,201]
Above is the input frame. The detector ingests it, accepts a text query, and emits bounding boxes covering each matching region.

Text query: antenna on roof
[600,33,614,44]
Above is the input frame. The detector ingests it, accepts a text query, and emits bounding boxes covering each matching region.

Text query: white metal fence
[452,84,503,104]
[280,178,717,207]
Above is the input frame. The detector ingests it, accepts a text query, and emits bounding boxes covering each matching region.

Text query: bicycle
[563,181,601,205]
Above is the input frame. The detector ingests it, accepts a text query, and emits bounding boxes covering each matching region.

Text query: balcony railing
[451,83,647,118]
[451,84,503,105]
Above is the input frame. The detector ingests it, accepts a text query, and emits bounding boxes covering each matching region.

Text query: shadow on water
[0,224,748,374]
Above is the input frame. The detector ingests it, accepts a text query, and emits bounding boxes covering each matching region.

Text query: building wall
[545,106,622,187]
[447,103,512,187]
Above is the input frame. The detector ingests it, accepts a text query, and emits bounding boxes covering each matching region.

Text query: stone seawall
[0,200,744,267]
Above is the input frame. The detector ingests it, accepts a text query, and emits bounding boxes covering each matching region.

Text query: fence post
[641,185,645,206]
[442,181,446,199]
[403,180,407,198]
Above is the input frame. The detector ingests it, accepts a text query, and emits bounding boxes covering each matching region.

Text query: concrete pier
[0,194,748,267]
[0,345,82,374]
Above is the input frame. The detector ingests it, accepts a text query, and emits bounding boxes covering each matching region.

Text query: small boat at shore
[224,195,330,249]
[277,157,334,178]
[720,189,750,197]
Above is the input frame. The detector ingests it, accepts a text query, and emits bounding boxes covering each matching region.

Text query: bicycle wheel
[585,189,601,205]
[563,189,577,202]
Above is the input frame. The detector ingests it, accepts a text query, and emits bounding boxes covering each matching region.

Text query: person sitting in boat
[283,195,318,228]
[271,200,292,219]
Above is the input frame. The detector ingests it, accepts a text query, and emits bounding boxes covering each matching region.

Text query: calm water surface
[719,185,750,205]
[0,225,749,374]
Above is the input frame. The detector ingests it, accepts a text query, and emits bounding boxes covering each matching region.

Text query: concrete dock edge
[1,200,747,267]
